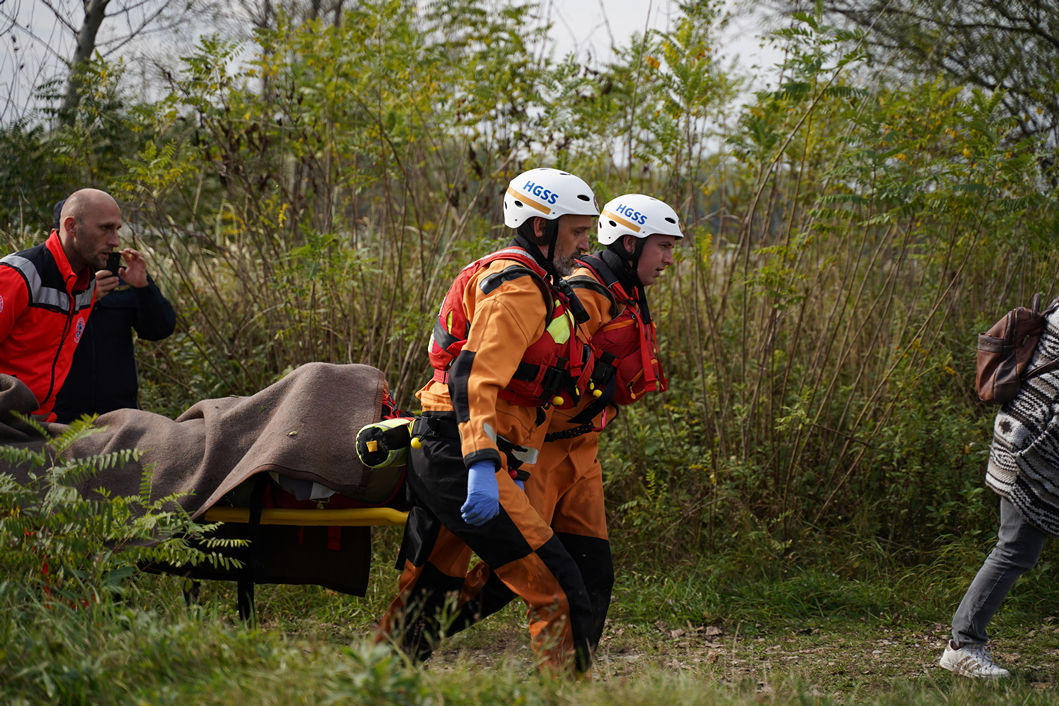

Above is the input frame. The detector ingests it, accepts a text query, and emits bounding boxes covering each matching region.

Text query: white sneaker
[939,640,1011,678]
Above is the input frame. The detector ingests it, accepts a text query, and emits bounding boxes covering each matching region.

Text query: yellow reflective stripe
[506,186,552,215]
[602,209,642,233]
[546,308,574,344]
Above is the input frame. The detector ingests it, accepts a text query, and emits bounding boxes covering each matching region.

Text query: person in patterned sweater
[941,296,1059,679]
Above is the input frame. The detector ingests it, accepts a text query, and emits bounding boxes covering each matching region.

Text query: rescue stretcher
[199,503,407,619]
[164,471,410,620]
[139,404,418,619]
[175,418,418,617]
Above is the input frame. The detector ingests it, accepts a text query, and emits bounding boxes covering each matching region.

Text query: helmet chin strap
[603,242,652,324]
[514,219,591,325]
[605,239,644,285]
[514,218,561,280]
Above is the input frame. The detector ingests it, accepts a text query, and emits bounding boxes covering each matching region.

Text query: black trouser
[378,414,594,673]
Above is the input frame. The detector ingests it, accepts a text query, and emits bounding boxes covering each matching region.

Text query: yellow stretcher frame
[203,507,408,527]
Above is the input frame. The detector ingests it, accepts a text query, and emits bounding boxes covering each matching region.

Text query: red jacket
[0,231,96,420]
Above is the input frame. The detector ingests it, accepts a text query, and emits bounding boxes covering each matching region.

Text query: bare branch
[0,10,71,62]
[36,0,79,34]
[98,5,193,56]
[767,0,1059,154]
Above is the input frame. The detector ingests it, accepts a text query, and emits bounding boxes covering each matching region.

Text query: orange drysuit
[451,252,661,650]
[378,247,595,674]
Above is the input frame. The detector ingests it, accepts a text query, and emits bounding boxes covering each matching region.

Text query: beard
[553,249,578,277]
[72,223,107,271]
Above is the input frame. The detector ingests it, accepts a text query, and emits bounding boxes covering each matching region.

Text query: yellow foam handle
[203,507,409,526]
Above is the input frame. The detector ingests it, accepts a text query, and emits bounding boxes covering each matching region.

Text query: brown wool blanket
[0,362,399,595]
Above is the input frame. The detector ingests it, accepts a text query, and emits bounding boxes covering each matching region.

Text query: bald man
[51,196,175,423]
[0,189,123,421]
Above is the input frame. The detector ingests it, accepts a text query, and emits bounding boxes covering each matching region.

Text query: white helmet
[597,194,683,245]
[503,168,599,229]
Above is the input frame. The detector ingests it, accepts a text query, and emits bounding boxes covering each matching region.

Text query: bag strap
[1025,358,1059,381]
[1045,294,1059,316]
[1022,294,1059,380]
[576,254,617,287]
[469,248,557,327]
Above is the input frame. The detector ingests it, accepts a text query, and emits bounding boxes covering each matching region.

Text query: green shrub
[0,420,239,605]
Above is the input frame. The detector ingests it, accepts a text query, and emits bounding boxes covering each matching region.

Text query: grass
[6,530,1059,704]
[5,595,1057,704]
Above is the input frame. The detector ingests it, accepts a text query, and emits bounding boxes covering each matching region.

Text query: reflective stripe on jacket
[0,231,95,420]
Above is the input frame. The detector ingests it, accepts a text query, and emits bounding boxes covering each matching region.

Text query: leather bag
[977,293,1059,404]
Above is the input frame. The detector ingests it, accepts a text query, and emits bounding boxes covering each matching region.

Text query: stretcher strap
[412,415,461,440]
[248,474,269,584]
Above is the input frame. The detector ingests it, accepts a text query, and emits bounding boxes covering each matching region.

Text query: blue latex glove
[514,479,525,492]
[461,461,500,526]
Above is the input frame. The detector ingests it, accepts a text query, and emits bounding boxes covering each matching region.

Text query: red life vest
[428,247,593,408]
[574,254,667,406]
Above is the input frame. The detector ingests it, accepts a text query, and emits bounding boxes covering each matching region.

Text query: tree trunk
[59,0,112,124]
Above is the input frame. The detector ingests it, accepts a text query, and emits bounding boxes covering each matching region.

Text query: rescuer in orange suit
[377,168,603,674]
[449,194,683,653]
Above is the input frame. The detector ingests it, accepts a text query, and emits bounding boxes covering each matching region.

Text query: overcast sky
[547,0,780,76]
[0,0,783,122]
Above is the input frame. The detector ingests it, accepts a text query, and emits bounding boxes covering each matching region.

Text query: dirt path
[428,617,1059,694]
